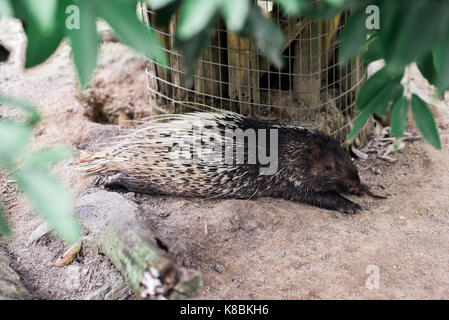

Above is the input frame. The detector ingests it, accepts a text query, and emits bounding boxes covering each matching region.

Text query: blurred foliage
[340,0,448,149]
[0,0,448,241]
[0,95,82,244]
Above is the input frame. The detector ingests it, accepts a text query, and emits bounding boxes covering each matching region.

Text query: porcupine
[77,110,369,214]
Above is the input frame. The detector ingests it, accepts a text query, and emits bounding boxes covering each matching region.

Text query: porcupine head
[279,130,364,195]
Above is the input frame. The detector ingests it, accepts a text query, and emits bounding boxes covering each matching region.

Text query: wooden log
[76,188,202,300]
[0,249,31,300]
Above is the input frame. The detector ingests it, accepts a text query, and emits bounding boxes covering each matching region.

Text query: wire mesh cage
[140,1,372,143]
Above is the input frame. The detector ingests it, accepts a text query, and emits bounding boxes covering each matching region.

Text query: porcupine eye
[325,165,332,171]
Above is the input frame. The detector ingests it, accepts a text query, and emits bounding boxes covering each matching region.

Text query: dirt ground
[1,19,449,300]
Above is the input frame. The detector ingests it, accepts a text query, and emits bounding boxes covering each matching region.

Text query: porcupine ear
[308,145,323,161]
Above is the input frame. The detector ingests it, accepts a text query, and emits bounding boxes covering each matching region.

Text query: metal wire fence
[141,1,370,143]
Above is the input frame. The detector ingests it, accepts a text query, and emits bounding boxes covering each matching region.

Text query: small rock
[215,264,224,274]
[232,277,242,284]
[64,265,81,290]
[321,253,330,261]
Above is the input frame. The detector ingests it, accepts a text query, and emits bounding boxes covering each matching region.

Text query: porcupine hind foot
[289,192,362,214]
[103,173,161,195]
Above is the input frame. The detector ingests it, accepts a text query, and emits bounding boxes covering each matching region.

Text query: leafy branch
[337,0,448,149]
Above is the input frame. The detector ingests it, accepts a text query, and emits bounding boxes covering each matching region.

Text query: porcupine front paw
[293,191,362,214]
[336,200,362,214]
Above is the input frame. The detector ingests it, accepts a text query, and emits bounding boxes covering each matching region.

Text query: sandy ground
[1,19,449,300]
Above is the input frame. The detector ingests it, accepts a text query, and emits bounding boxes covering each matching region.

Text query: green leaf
[0,120,31,165]
[23,0,58,33]
[175,17,216,85]
[177,0,222,40]
[153,0,179,27]
[275,0,305,15]
[0,204,10,236]
[13,154,81,244]
[245,3,284,69]
[67,0,99,89]
[433,29,449,94]
[298,1,342,20]
[338,8,367,64]
[23,21,63,69]
[0,94,41,126]
[377,0,403,62]
[21,0,68,68]
[25,146,73,168]
[325,0,344,7]
[372,82,403,116]
[356,67,402,110]
[411,95,441,150]
[0,0,13,19]
[0,43,9,62]
[362,36,383,64]
[388,0,449,68]
[95,0,167,67]
[221,0,250,32]
[147,0,175,10]
[348,80,403,141]
[417,53,438,86]
[390,97,409,139]
[346,104,376,141]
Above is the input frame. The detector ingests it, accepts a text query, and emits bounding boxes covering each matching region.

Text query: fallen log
[76,188,202,300]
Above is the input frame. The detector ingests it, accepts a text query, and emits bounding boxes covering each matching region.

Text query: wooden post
[320,13,341,74]
[258,18,307,77]
[143,2,173,113]
[194,28,223,99]
[150,22,172,101]
[293,20,322,108]
[227,33,259,117]
[169,16,188,110]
